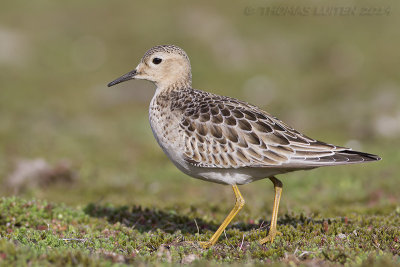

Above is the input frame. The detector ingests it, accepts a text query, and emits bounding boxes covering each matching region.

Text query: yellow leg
[200,185,245,249]
[259,176,283,244]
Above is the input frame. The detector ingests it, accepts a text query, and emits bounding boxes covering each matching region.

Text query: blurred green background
[0,0,398,220]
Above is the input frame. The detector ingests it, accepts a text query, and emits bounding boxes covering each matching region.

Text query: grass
[1,197,399,266]
[1,0,400,265]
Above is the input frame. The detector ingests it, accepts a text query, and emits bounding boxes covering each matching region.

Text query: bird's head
[108,44,192,89]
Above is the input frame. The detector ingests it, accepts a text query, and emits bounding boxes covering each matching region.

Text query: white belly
[182,165,288,185]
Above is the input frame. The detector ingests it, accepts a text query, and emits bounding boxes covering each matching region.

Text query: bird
[107,44,381,248]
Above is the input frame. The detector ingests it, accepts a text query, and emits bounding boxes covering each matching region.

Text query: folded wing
[178,90,380,169]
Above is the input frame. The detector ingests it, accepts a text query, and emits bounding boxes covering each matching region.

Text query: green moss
[0,197,399,266]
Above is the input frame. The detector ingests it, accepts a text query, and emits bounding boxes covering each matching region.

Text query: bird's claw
[259,229,282,245]
[199,241,213,249]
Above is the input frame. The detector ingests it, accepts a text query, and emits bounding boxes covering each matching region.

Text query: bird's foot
[199,241,213,249]
[259,228,282,245]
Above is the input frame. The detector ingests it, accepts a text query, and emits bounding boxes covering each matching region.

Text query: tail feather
[318,150,381,165]
[340,150,381,161]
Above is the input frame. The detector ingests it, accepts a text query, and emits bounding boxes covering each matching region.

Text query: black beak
[107,69,137,87]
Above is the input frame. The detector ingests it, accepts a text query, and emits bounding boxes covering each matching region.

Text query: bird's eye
[152,57,162,64]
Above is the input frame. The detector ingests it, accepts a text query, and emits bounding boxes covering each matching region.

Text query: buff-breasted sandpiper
[108,44,381,248]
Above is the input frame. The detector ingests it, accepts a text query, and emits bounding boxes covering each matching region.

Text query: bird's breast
[149,94,189,171]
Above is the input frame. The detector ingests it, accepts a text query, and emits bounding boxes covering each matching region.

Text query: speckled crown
[142,45,190,62]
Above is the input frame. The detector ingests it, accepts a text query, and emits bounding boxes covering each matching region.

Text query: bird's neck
[153,85,194,112]
[155,73,192,94]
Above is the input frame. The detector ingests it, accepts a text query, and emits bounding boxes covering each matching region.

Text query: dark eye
[152,57,162,64]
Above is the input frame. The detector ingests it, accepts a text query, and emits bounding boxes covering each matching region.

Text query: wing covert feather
[175,89,347,169]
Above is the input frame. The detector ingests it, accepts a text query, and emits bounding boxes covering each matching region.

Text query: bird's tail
[319,150,381,164]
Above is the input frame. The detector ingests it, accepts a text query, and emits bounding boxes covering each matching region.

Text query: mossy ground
[0,197,399,266]
[1,0,400,266]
